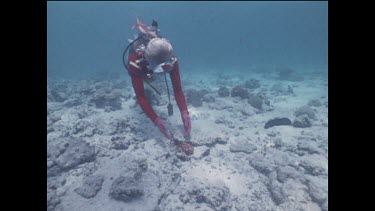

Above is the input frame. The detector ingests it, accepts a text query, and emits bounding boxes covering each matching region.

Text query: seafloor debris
[75,175,104,199]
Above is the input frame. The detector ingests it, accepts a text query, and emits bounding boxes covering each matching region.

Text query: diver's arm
[169,59,188,113]
[128,52,158,122]
[131,75,158,122]
[170,58,191,137]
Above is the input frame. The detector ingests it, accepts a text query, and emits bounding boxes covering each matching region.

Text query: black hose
[122,36,142,72]
[122,36,162,96]
[164,73,171,103]
[164,73,173,116]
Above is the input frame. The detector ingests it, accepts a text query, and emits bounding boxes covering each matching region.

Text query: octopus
[173,139,194,156]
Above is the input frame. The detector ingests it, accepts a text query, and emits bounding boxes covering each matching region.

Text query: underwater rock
[71,120,91,135]
[47,159,62,177]
[77,84,96,95]
[247,92,272,111]
[306,177,328,205]
[48,110,64,123]
[110,135,132,150]
[47,190,61,211]
[108,118,129,135]
[214,116,235,128]
[295,105,316,119]
[109,175,144,202]
[229,139,257,154]
[186,89,204,107]
[248,93,265,110]
[199,89,210,97]
[50,90,67,102]
[276,166,304,183]
[299,158,327,176]
[75,175,104,199]
[214,116,227,124]
[248,153,277,176]
[297,142,321,155]
[292,114,312,128]
[218,86,230,97]
[63,98,81,107]
[322,199,328,211]
[276,66,304,81]
[231,85,249,99]
[47,89,53,102]
[54,138,96,171]
[267,172,286,205]
[116,117,139,134]
[268,171,310,207]
[264,117,292,129]
[244,78,261,89]
[272,138,284,149]
[270,83,294,96]
[214,137,228,145]
[74,105,96,119]
[47,102,64,113]
[47,176,66,191]
[307,99,322,107]
[202,93,216,103]
[47,116,54,133]
[176,151,191,161]
[181,181,232,210]
[192,146,210,159]
[267,130,279,137]
[190,136,227,147]
[91,87,122,111]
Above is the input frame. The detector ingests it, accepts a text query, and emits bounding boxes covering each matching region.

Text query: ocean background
[47,2,328,211]
[47,1,327,80]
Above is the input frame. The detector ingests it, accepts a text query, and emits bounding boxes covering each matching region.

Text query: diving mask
[150,57,175,74]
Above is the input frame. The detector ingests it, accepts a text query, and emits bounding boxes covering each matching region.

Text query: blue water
[47,1,327,79]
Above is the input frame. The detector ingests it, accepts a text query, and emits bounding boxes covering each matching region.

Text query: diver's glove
[154,118,173,140]
[181,110,191,137]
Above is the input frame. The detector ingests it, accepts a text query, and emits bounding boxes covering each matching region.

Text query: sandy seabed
[47,67,328,211]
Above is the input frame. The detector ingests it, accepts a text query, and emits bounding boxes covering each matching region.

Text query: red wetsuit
[127,52,188,123]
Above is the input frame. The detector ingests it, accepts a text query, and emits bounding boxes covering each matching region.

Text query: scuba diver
[123,17,193,155]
